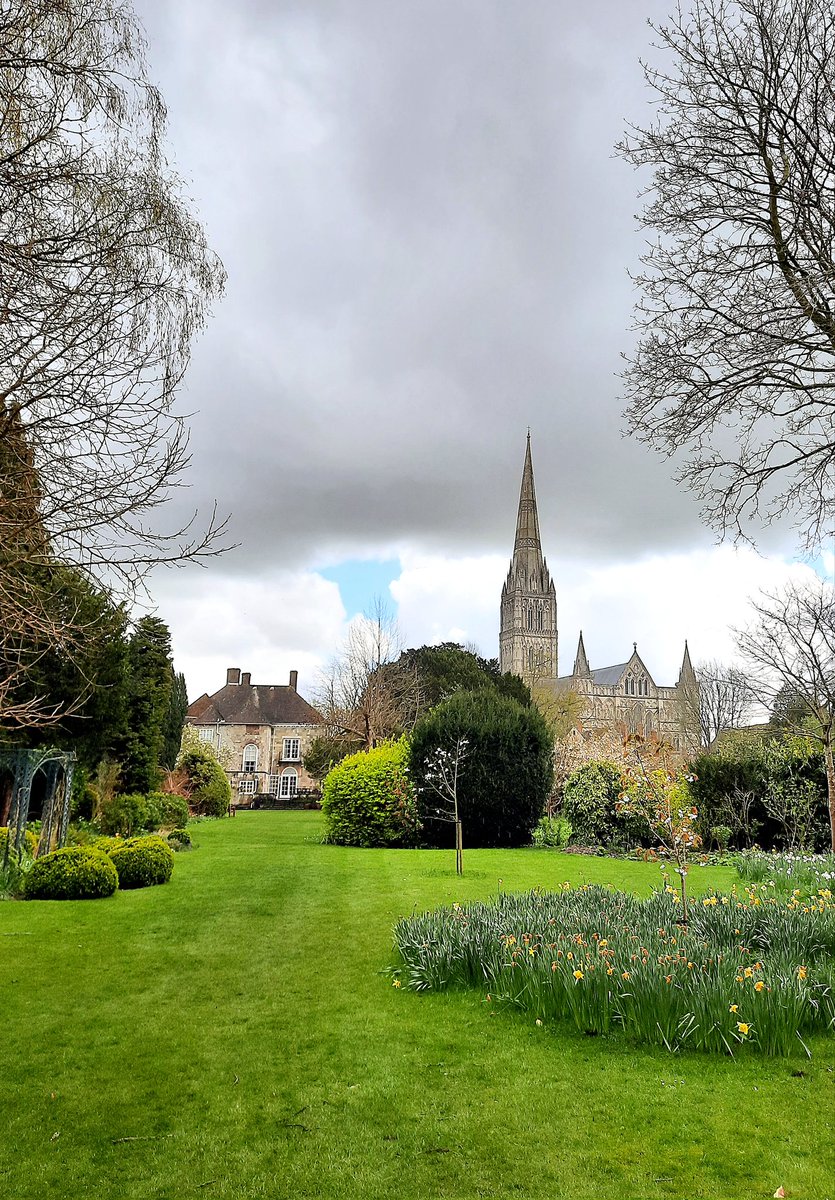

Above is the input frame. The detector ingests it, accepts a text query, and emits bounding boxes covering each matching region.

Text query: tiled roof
[187,683,322,727]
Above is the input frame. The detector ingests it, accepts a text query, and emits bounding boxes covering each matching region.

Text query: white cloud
[150,567,346,701]
[390,552,507,656]
[389,545,823,683]
[147,544,824,708]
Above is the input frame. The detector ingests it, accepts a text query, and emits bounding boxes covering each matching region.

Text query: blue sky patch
[319,558,401,620]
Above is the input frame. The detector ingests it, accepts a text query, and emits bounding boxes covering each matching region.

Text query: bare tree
[316,600,418,751]
[618,0,835,551]
[693,659,753,747]
[735,579,835,850]
[419,736,469,875]
[1,0,226,730]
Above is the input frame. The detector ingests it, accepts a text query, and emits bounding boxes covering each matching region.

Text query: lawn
[1,811,833,1200]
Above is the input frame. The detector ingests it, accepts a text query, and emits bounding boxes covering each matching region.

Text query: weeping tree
[0,0,226,732]
[619,0,835,551]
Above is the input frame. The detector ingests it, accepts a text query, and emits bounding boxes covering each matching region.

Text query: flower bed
[393,882,835,1056]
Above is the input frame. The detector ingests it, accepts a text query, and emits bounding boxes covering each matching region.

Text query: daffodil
[573,969,584,980]
[736,1022,750,1036]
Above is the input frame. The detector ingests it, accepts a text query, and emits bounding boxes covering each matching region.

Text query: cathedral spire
[499,434,558,681]
[512,430,542,556]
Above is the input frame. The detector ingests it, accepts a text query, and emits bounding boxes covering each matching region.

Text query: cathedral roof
[590,662,629,686]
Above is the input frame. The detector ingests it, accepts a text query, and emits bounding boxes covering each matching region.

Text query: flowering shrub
[618,761,701,918]
[393,883,835,1056]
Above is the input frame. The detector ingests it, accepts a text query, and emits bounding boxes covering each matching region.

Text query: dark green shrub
[562,762,643,847]
[410,690,553,848]
[69,768,96,822]
[167,828,191,850]
[24,847,118,900]
[108,835,174,888]
[690,736,829,850]
[321,738,419,848]
[99,791,148,836]
[531,815,572,848]
[0,826,38,858]
[150,792,189,829]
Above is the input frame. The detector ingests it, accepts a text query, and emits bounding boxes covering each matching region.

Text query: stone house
[186,668,323,804]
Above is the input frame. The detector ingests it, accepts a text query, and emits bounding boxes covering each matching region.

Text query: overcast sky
[133,0,820,701]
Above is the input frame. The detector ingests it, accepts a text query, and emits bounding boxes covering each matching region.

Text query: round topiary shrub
[321,737,419,848]
[24,846,118,900]
[410,690,554,848]
[108,835,174,888]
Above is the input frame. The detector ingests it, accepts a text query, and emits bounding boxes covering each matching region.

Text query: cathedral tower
[499,434,558,682]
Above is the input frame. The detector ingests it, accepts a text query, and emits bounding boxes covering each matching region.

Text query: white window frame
[238,777,256,795]
[282,737,301,761]
[242,744,258,772]
[267,775,281,795]
[197,727,215,744]
[279,768,298,797]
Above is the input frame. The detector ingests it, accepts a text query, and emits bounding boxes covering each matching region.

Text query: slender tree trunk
[825,739,835,854]
[455,820,463,876]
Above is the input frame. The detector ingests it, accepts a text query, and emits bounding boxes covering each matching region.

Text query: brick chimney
[226,667,241,685]
[241,672,251,686]
[289,670,298,690]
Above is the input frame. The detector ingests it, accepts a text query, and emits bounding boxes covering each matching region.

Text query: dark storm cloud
[133,0,773,577]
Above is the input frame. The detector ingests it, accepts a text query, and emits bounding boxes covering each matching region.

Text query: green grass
[1,812,833,1200]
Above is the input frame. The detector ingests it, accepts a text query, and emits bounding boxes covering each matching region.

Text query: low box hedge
[108,835,174,888]
[24,846,118,900]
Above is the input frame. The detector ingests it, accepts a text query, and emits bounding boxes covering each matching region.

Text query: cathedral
[499,435,698,749]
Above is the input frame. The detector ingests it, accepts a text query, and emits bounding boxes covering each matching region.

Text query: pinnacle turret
[573,631,590,677]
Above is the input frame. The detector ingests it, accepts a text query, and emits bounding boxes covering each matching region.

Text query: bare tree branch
[0,0,227,731]
[734,578,835,849]
[618,0,835,551]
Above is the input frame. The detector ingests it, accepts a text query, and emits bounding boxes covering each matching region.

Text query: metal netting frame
[0,746,76,867]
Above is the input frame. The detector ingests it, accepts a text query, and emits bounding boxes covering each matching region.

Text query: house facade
[499,435,699,750]
[186,668,323,804]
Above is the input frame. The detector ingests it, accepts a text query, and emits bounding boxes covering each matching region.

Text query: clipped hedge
[24,847,118,900]
[321,738,419,848]
[108,835,174,889]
